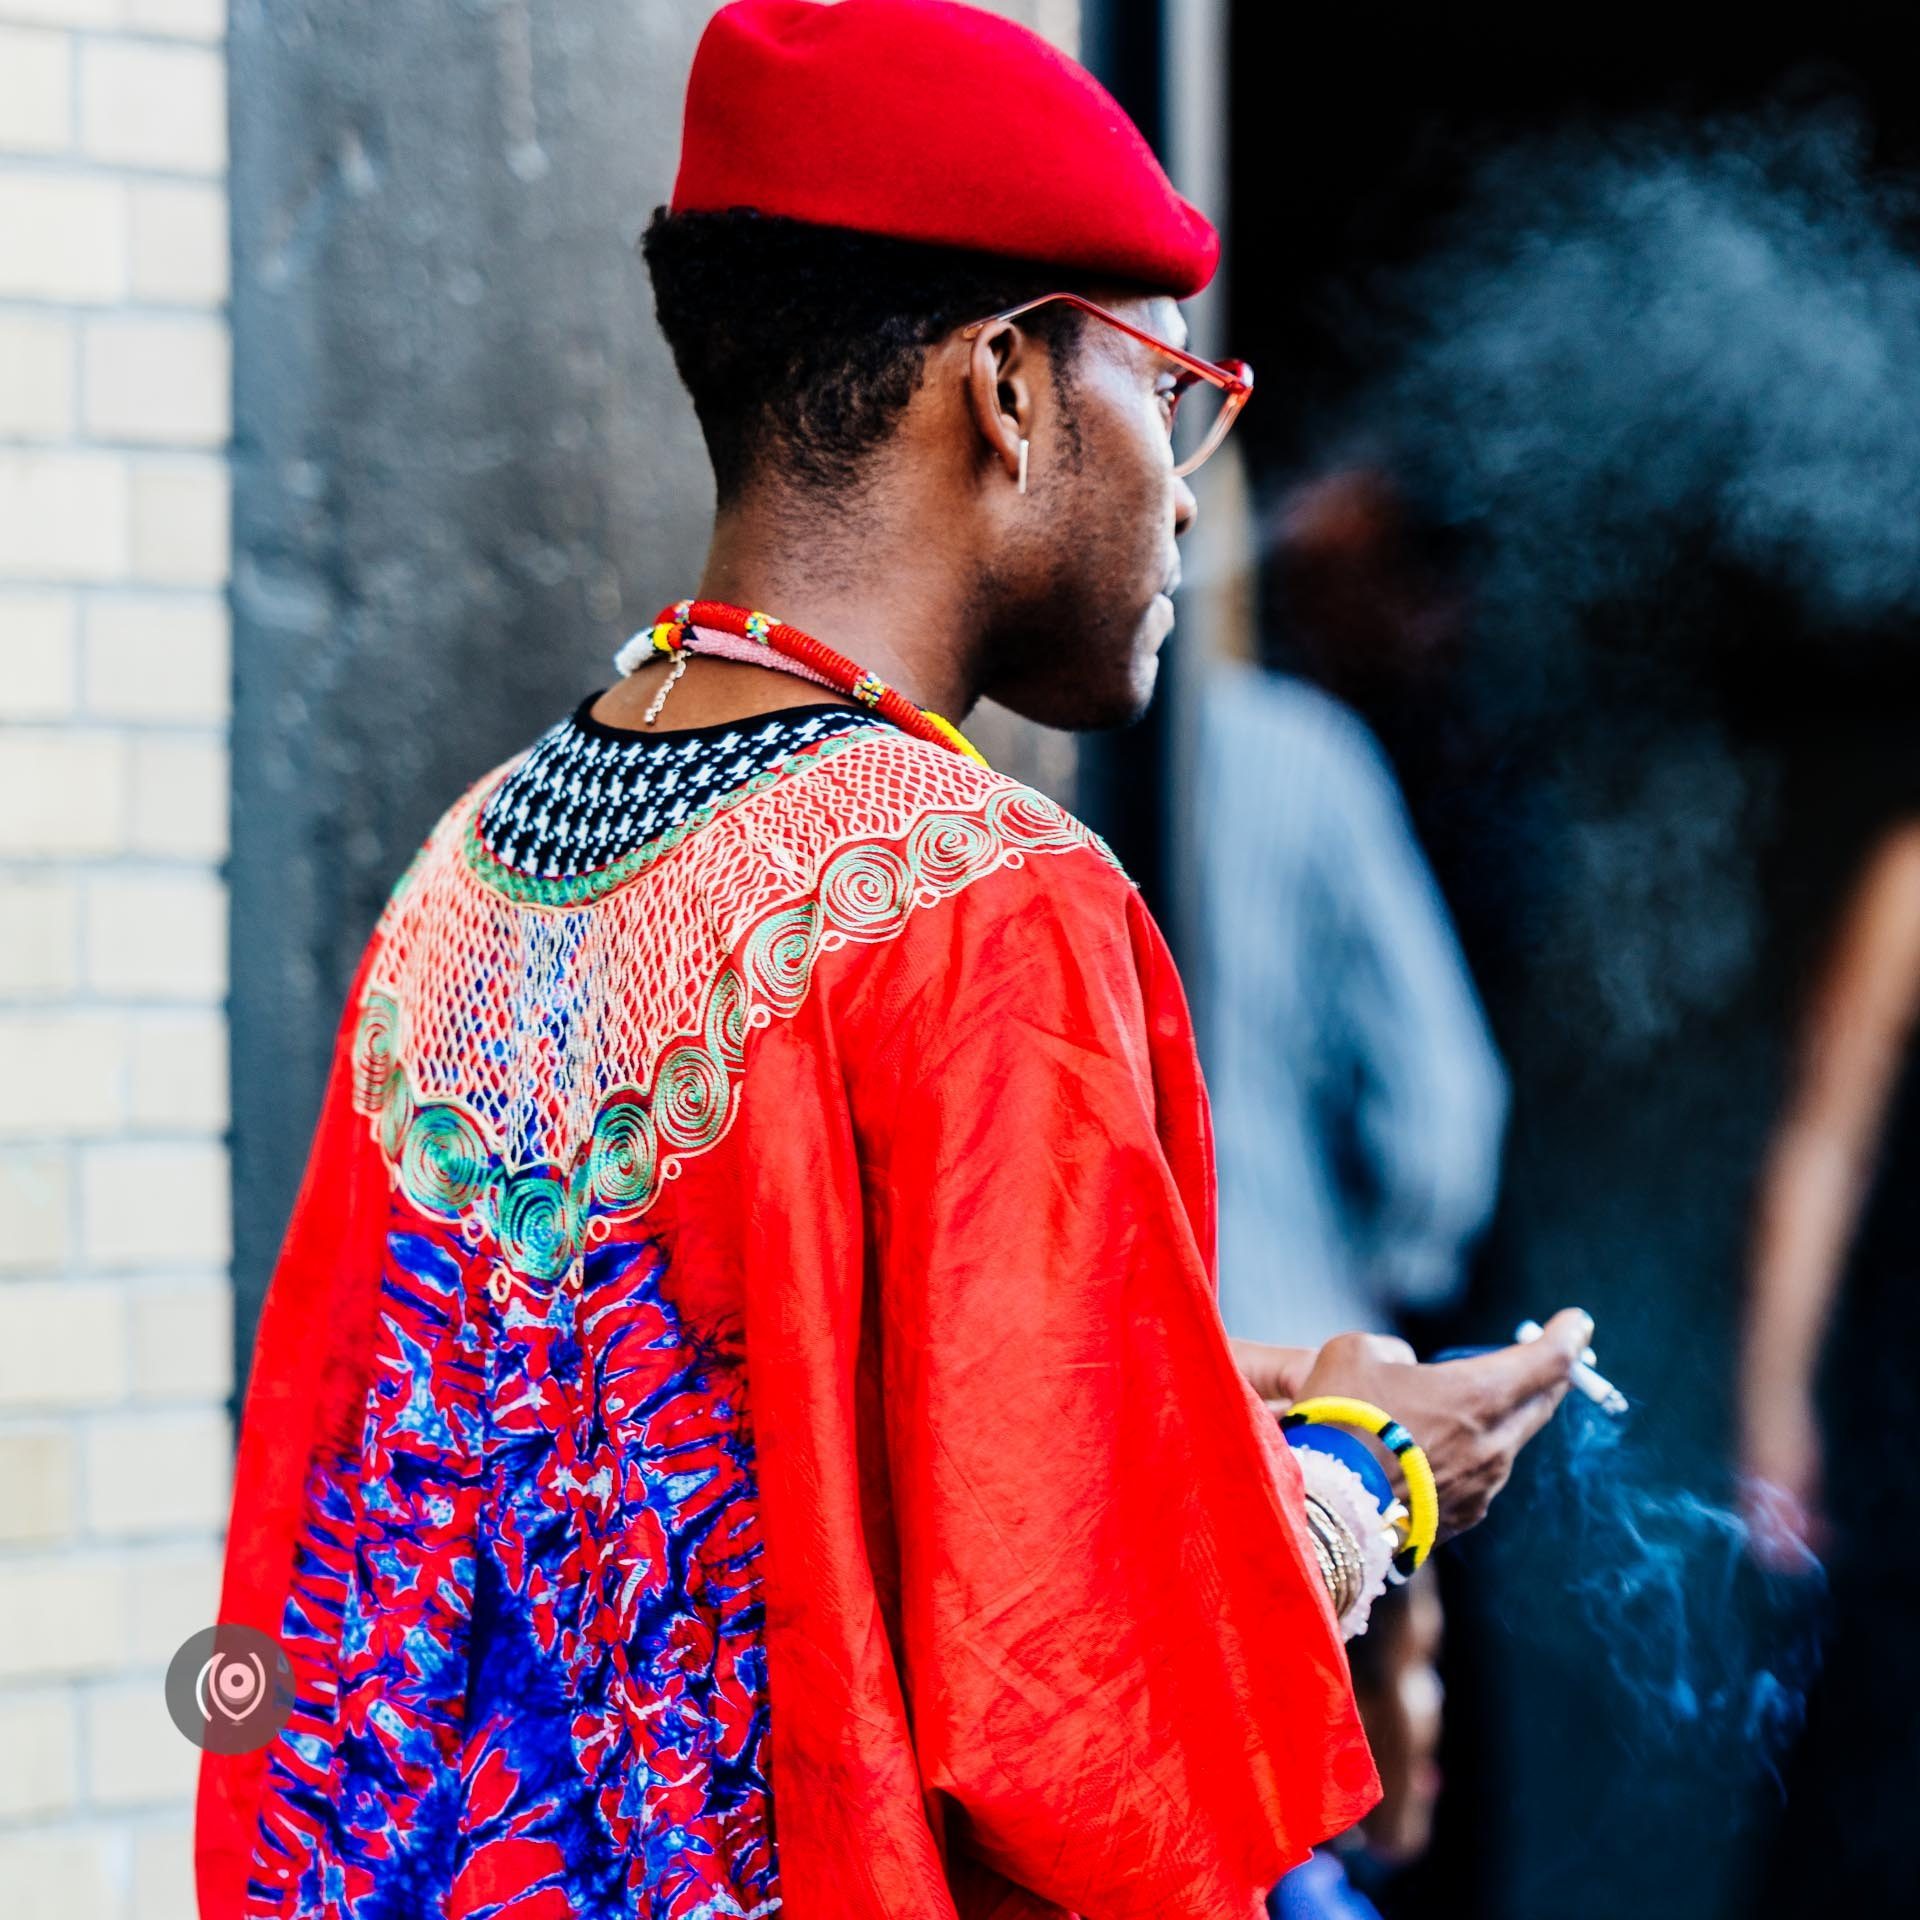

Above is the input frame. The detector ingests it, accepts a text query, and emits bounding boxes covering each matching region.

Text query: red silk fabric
[199,748,1374,1919]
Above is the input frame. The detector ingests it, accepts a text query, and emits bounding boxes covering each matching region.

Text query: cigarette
[1515,1319,1629,1416]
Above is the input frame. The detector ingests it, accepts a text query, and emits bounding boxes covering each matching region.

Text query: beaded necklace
[613,598,988,765]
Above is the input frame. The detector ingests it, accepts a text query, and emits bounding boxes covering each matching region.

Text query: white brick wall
[0,3,231,1908]
[0,173,131,303]
[0,25,74,151]
[0,591,79,717]
[0,313,78,439]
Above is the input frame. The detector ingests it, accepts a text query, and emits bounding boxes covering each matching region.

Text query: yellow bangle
[1283,1394,1440,1574]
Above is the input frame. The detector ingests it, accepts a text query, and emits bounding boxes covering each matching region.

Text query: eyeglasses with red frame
[959,291,1254,478]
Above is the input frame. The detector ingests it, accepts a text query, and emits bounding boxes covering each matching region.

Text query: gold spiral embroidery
[985,785,1082,851]
[493,1167,578,1283]
[353,992,401,1113]
[743,903,821,1017]
[818,844,913,935]
[906,812,1000,890]
[705,967,749,1068]
[400,1102,491,1215]
[588,1096,657,1210]
[653,1045,730,1151]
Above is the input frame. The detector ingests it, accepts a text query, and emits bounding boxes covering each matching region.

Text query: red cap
[670,0,1219,298]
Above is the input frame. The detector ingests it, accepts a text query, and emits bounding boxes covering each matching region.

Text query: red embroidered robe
[197,722,1376,1920]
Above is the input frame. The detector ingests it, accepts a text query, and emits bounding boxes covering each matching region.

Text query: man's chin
[1061,664,1160,734]
[990,681,1154,733]
[1143,589,1177,651]
[980,607,1166,732]
[1112,613,1170,721]
[1119,647,1164,725]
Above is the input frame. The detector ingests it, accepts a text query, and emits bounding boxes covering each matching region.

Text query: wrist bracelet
[1284,1420,1398,1514]
[1303,1505,1348,1616]
[1283,1394,1441,1577]
[1296,1454,1395,1636]
[1304,1496,1364,1619]
[1306,1527,1343,1616]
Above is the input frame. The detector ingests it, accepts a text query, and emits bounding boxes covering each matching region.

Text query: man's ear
[965,320,1033,486]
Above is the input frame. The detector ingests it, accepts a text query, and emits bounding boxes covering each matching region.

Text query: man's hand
[1292,1308,1592,1539]
[1228,1337,1319,1407]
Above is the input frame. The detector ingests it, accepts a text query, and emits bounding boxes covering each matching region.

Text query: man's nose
[1174,475,1198,537]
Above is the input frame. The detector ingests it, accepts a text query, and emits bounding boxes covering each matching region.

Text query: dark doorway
[1223,8,1920,1916]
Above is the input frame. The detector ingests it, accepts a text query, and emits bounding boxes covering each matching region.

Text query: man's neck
[589,474,991,740]
[694,488,986,722]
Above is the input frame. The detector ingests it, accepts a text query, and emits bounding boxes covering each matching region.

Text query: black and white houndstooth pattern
[478,696,880,879]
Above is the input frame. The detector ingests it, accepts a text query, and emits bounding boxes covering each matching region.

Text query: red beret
[670,0,1219,298]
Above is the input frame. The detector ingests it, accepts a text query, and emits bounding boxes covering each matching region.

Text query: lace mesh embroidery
[352,728,1112,1277]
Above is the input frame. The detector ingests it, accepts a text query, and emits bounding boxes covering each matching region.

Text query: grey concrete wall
[230,0,728,1365]
[228,0,1075,1370]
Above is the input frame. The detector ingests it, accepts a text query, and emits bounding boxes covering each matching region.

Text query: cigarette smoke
[1305,106,1920,1058]
[1514,1396,1825,1780]
[1359,105,1920,659]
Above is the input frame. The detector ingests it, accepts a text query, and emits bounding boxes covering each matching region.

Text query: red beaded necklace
[614,599,987,766]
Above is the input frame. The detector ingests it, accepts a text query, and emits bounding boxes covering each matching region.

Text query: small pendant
[640,649,690,726]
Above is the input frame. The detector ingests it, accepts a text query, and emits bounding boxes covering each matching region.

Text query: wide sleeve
[851,852,1378,1920]
[197,943,392,1920]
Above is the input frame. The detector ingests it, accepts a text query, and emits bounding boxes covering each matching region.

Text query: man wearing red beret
[200,5,1588,1917]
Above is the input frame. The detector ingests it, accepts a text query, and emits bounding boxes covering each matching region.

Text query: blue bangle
[1284,1423,1397,1516]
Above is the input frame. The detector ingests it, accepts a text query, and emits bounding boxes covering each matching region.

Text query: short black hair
[641,209,1086,502]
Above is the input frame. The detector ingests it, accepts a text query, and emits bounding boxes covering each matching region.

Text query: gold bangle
[1309,1533,1349,1617]
[1318,1500,1365,1615]
[1304,1496,1363,1618]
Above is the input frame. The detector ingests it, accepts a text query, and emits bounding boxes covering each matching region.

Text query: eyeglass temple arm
[963,294,1249,393]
